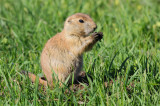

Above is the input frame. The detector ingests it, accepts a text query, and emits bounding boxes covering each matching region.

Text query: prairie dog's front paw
[92,32,103,41]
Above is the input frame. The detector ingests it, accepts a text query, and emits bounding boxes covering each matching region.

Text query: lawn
[0,0,160,105]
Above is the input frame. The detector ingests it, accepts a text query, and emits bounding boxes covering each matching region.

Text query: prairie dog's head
[64,13,97,37]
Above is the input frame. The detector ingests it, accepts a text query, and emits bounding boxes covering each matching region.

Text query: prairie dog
[28,13,103,87]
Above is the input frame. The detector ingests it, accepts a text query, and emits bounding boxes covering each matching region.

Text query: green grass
[0,0,160,105]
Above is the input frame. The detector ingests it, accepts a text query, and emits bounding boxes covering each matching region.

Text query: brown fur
[28,13,103,87]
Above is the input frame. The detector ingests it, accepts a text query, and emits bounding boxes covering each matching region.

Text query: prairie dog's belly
[51,53,83,75]
[41,48,83,81]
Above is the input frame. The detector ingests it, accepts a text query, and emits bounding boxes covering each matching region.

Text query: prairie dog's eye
[79,19,84,23]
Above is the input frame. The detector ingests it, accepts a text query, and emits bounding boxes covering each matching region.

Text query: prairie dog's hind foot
[73,71,93,84]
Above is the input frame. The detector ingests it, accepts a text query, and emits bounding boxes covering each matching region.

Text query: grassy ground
[0,0,160,105]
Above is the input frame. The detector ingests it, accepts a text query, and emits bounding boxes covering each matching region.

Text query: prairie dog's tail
[21,70,47,86]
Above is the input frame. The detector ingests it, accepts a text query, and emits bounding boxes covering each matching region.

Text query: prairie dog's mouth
[90,29,95,33]
[84,28,97,37]
[90,25,97,34]
[89,28,97,35]
[85,30,95,37]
